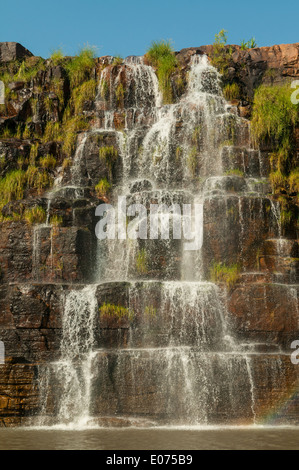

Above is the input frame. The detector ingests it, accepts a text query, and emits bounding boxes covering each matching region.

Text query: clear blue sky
[1,0,298,58]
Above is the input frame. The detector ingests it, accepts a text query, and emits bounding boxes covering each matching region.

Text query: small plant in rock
[15,57,45,83]
[136,248,149,274]
[62,158,72,171]
[288,168,299,194]
[187,147,198,177]
[43,122,61,143]
[71,79,97,114]
[210,262,240,289]
[101,80,109,100]
[29,143,39,166]
[50,48,65,66]
[112,55,123,66]
[0,126,14,138]
[95,178,111,198]
[24,206,46,224]
[269,169,287,193]
[211,29,232,77]
[240,38,257,50]
[224,169,244,177]
[26,166,53,194]
[99,146,118,177]
[223,82,240,101]
[0,169,27,204]
[39,154,57,170]
[99,302,135,321]
[115,82,125,106]
[146,40,178,104]
[62,115,89,156]
[50,214,63,226]
[67,45,96,87]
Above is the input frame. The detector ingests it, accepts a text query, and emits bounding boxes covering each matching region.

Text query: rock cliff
[0,42,298,427]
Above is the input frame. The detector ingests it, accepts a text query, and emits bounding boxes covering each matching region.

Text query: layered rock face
[0,43,298,427]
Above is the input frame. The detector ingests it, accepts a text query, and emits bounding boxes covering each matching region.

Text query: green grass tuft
[146,40,177,104]
[66,46,96,87]
[50,214,63,226]
[24,206,46,224]
[223,82,240,101]
[210,262,240,289]
[95,178,111,198]
[99,302,134,320]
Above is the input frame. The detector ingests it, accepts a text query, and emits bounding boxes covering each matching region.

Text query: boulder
[0,42,33,63]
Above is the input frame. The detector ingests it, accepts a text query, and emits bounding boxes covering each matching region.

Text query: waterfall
[36,54,291,428]
[38,286,98,427]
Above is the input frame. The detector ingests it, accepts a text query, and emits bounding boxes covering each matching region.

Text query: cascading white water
[37,53,287,427]
[38,286,98,427]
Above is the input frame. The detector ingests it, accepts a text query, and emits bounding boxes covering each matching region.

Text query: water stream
[36,54,292,429]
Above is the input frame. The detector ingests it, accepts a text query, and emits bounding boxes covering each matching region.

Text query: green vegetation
[211,30,232,77]
[288,168,299,194]
[24,206,46,224]
[187,147,198,176]
[43,122,61,143]
[15,57,45,83]
[0,169,27,203]
[0,126,14,138]
[29,143,39,165]
[0,47,100,222]
[146,40,178,104]
[66,46,96,87]
[240,38,257,50]
[269,169,287,192]
[251,84,298,151]
[62,158,72,171]
[224,169,244,177]
[112,56,123,66]
[50,48,65,66]
[39,154,57,170]
[136,248,149,274]
[223,82,240,101]
[95,178,111,198]
[71,79,97,114]
[115,82,125,106]
[50,214,63,226]
[101,80,109,100]
[277,195,295,230]
[25,165,53,194]
[62,115,89,155]
[99,302,135,320]
[99,146,119,178]
[251,84,299,194]
[210,262,240,289]
[0,164,53,222]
